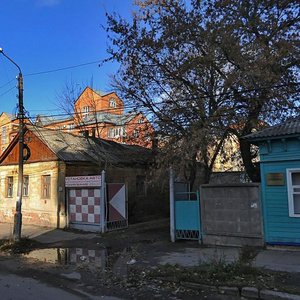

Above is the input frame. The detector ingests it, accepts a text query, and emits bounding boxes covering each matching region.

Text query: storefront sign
[65,175,102,187]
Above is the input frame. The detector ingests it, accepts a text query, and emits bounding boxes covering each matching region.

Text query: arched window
[109,98,116,108]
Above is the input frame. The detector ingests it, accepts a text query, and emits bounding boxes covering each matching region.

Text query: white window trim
[82,106,90,119]
[23,175,29,197]
[287,168,300,217]
[108,127,125,138]
[109,98,116,108]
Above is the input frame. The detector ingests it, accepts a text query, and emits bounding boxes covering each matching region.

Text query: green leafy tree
[106,0,299,184]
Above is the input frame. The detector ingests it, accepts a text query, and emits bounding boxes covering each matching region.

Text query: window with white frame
[68,123,75,131]
[109,98,116,108]
[23,175,29,197]
[287,169,300,217]
[133,129,139,138]
[7,176,13,197]
[82,106,89,118]
[108,128,114,138]
[42,175,51,199]
[108,127,125,138]
[2,126,6,145]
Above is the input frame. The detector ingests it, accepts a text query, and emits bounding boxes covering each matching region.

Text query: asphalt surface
[1,221,300,300]
[1,221,300,273]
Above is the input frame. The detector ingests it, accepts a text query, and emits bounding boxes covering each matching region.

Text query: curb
[180,282,300,299]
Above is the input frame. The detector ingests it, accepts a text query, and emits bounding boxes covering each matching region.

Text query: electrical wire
[0,86,17,98]
[0,79,15,89]
[24,59,104,77]
[23,81,300,120]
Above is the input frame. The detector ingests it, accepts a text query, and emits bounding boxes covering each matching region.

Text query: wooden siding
[260,139,300,162]
[260,137,300,244]
[1,131,57,165]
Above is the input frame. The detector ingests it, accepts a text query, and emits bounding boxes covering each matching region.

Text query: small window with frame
[23,175,29,197]
[108,128,114,138]
[133,129,139,138]
[287,169,300,217]
[109,98,116,108]
[82,106,90,119]
[6,176,14,198]
[42,175,51,199]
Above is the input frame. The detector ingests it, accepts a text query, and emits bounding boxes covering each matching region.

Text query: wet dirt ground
[0,220,239,299]
[0,219,300,299]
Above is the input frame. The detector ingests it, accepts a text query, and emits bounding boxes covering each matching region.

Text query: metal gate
[106,183,128,231]
[66,173,127,232]
[174,186,201,241]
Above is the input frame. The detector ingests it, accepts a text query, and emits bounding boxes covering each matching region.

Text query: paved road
[2,222,300,273]
[0,272,123,300]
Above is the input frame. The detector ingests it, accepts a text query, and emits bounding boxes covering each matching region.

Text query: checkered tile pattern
[69,189,101,224]
[69,248,106,267]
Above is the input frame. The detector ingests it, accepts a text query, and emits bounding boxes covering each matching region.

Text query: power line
[0,59,104,98]
[0,79,15,89]
[24,59,103,77]
[22,121,154,137]
[0,86,17,98]
[25,81,299,120]
[28,104,151,120]
[0,81,299,127]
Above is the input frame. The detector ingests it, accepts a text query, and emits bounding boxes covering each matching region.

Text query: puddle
[24,248,108,266]
[24,248,69,264]
[23,247,136,277]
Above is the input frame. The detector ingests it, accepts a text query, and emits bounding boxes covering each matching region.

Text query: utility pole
[0,48,24,241]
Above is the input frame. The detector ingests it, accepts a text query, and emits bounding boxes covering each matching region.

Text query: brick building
[0,125,166,228]
[0,112,19,154]
[36,87,154,148]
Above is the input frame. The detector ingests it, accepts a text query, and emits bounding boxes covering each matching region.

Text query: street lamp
[0,48,24,241]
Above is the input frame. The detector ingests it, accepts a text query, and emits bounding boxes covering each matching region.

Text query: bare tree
[106,0,299,183]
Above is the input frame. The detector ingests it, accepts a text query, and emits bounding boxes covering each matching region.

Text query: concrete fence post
[169,167,175,242]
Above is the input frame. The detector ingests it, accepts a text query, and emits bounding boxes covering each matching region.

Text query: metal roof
[36,111,137,127]
[28,125,152,165]
[244,117,300,141]
[35,115,73,126]
[94,90,114,97]
[82,111,137,126]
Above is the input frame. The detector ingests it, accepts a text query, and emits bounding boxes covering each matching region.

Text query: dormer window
[109,98,116,108]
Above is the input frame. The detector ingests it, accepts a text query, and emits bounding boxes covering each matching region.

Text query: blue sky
[0,0,134,118]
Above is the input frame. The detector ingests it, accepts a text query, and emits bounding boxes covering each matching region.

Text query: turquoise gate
[174,182,202,241]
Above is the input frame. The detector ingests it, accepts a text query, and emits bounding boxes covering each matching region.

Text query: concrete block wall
[200,183,264,246]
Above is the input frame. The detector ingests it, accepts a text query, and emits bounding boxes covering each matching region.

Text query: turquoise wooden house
[246,118,300,245]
